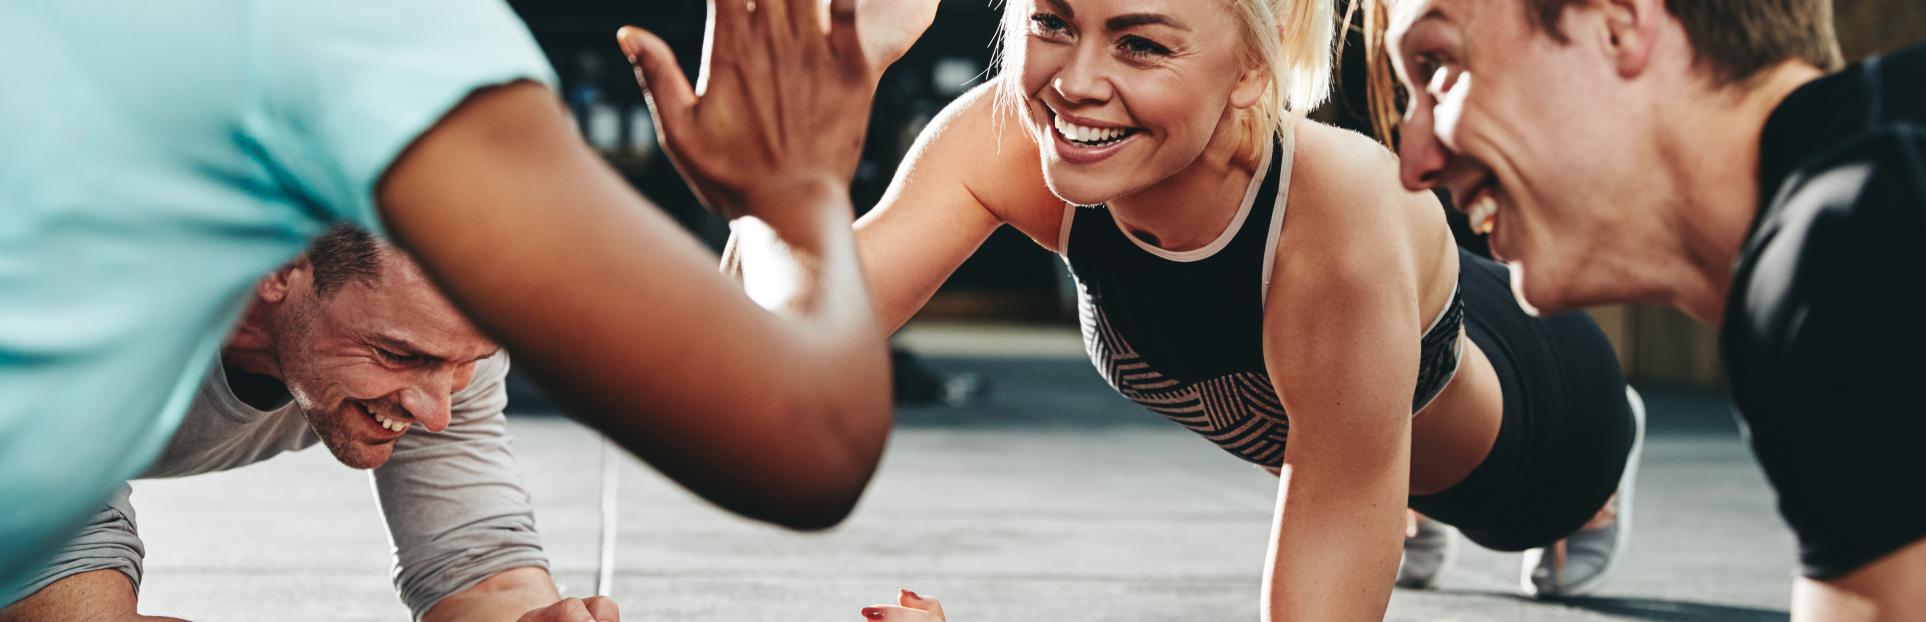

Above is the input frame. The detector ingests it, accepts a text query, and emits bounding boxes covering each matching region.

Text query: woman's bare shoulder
[909,83,1065,249]
[1288,121,1409,208]
[1269,121,1436,306]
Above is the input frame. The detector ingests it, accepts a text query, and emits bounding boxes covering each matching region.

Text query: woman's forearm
[1261,464,1408,621]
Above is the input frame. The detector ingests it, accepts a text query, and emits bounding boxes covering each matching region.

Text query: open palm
[858,0,940,68]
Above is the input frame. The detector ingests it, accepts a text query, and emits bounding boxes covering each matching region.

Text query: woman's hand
[616,0,877,221]
[858,0,940,69]
[860,589,946,621]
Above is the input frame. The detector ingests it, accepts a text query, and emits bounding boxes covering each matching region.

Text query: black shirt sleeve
[1754,126,1925,355]
[1722,124,1926,578]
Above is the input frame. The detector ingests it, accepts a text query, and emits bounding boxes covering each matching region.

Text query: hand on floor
[860,589,945,621]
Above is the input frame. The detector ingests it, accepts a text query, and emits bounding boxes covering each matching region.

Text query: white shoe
[1521,385,1647,598]
[1397,515,1459,589]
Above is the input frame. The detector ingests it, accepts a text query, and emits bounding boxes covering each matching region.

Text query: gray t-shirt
[3,353,547,619]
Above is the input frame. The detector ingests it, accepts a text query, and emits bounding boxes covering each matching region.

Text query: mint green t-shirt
[0,1,557,591]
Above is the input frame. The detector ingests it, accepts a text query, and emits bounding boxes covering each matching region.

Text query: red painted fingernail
[901,589,920,600]
[861,607,885,620]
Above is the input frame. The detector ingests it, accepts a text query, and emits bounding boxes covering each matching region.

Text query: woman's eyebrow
[1105,13,1189,33]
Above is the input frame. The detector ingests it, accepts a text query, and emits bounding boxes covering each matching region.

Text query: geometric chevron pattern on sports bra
[1079,291,1292,467]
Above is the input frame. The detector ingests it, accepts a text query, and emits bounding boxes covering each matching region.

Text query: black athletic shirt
[1722,43,1926,579]
[1063,135,1466,467]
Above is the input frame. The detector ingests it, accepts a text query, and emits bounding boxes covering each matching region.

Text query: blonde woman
[627,0,1644,617]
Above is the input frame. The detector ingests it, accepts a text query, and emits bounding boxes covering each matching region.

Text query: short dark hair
[306,225,385,297]
[1524,0,1842,85]
[1354,0,1845,144]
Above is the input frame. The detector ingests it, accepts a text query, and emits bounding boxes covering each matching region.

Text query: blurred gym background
[110,4,1923,620]
[500,0,1926,398]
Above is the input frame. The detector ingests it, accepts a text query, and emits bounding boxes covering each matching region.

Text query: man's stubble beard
[277,296,396,470]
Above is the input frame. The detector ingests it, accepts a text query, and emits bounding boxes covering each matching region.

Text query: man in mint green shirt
[0,0,939,615]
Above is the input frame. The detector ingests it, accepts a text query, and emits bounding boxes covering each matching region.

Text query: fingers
[558,598,596,622]
[756,0,793,38]
[583,595,621,622]
[900,589,945,619]
[708,0,750,41]
[783,0,824,36]
[520,597,603,622]
[616,26,696,139]
[859,588,945,621]
[825,0,862,63]
[860,605,935,621]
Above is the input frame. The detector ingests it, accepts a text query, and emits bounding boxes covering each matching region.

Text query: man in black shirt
[1369,0,1923,617]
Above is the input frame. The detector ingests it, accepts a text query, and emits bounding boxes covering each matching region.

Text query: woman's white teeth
[1467,193,1499,235]
[1054,115,1128,145]
[366,406,407,432]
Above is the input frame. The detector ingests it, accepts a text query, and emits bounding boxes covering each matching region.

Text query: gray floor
[127,356,1798,621]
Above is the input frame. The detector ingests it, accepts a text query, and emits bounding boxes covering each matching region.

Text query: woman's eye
[1119,36,1171,59]
[1029,13,1068,35]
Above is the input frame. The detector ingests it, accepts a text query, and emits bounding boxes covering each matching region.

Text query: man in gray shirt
[1,227,618,622]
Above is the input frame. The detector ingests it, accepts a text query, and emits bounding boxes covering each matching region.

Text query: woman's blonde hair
[990,0,1334,146]
[1352,0,1404,146]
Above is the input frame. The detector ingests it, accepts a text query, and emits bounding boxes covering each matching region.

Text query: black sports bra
[1059,133,1466,466]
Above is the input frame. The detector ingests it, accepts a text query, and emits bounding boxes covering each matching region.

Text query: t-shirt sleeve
[1740,125,1926,357]
[370,353,549,620]
[1724,125,1926,575]
[2,485,144,608]
[245,0,559,234]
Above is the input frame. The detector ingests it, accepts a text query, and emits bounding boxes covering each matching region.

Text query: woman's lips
[1046,110,1141,165]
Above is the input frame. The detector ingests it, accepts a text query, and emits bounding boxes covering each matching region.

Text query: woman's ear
[1229,62,1272,110]
[1230,27,1281,111]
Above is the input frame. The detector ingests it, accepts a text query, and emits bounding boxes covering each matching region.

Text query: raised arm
[378,0,888,531]
[1258,128,1430,621]
[728,83,1067,334]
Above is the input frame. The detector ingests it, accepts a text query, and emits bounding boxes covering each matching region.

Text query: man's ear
[1596,0,1663,79]
[258,256,312,304]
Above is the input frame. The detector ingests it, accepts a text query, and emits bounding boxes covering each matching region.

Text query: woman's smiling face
[1008,0,1268,206]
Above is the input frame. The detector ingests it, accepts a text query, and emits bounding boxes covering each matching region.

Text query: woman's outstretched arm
[729,83,1065,335]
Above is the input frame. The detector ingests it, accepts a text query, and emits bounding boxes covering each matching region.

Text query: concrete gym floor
[125,326,1797,621]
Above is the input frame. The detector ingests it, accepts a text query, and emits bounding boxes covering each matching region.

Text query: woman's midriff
[1407,334,1505,496]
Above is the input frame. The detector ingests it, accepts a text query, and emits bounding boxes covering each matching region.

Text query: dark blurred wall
[1835,0,1926,60]
[508,0,1066,321]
